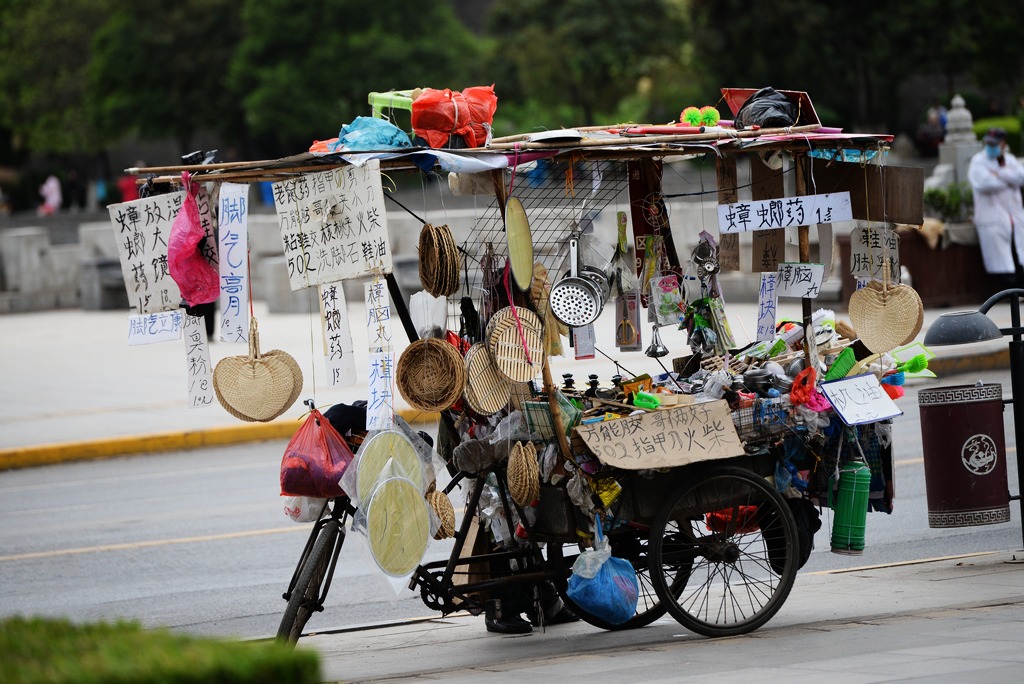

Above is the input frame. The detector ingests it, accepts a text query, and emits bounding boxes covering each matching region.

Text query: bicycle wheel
[649,466,798,638]
[277,519,342,643]
[547,526,675,630]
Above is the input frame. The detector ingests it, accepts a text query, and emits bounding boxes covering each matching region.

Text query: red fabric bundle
[280,409,355,498]
[412,85,497,149]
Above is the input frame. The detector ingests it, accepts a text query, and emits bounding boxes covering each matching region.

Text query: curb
[927,347,1009,377]
[0,409,439,471]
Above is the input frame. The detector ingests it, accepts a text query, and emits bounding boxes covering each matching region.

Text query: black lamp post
[924,288,1024,548]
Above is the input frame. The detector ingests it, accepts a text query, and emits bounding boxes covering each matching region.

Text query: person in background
[37,174,62,216]
[968,127,1024,289]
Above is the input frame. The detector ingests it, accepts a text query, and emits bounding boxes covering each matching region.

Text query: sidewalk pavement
[299,551,1024,683]
[0,299,1012,469]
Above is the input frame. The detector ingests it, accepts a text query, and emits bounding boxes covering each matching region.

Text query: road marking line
[0,527,305,562]
[806,550,999,575]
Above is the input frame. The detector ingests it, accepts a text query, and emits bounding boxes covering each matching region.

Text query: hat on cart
[982,127,1007,145]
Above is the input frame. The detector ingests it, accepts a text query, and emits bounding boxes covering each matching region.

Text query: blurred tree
[88,0,245,155]
[0,0,114,153]
[485,0,689,126]
[230,0,482,156]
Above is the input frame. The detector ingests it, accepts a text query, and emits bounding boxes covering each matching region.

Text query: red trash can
[918,383,1010,528]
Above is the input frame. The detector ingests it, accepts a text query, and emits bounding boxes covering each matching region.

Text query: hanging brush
[895,354,928,374]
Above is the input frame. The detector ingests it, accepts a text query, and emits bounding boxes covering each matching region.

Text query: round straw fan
[848,281,923,353]
[486,306,545,383]
[365,477,430,577]
[356,430,424,503]
[505,197,534,291]
[463,343,511,415]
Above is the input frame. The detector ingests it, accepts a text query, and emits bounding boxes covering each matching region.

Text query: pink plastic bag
[168,171,219,306]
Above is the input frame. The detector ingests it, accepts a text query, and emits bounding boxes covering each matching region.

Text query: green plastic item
[824,347,856,381]
[368,90,416,118]
[632,391,661,410]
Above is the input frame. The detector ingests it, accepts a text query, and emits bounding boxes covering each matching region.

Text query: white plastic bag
[282,495,329,523]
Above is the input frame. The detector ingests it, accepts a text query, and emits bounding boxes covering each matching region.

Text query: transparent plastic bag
[282,495,329,523]
[280,409,355,498]
[567,516,639,625]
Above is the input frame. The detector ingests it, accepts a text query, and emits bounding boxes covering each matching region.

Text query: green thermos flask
[831,458,871,554]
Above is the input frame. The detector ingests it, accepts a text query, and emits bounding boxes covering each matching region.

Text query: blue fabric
[332,116,412,152]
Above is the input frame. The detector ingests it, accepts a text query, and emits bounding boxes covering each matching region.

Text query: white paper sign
[718,191,852,233]
[217,183,250,343]
[183,314,214,408]
[272,160,392,290]
[850,225,900,282]
[319,282,357,387]
[127,310,183,345]
[820,373,903,426]
[574,324,595,360]
[365,279,393,353]
[366,351,396,431]
[756,272,779,341]
[195,185,219,269]
[108,192,185,314]
[776,262,825,298]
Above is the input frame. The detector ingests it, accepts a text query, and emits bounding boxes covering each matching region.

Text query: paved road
[1,370,1019,640]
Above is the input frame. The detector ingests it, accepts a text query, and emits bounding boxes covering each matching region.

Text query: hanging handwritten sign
[776,262,825,298]
[218,183,250,343]
[574,400,743,469]
[366,351,396,431]
[756,272,779,341]
[820,373,903,425]
[365,279,393,353]
[127,310,183,345]
[195,184,219,269]
[272,159,391,290]
[718,192,852,234]
[183,314,214,408]
[108,192,185,314]
[850,224,900,282]
[320,282,357,387]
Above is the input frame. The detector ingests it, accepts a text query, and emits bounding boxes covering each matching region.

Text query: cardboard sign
[820,373,903,426]
[109,192,185,314]
[776,262,825,299]
[183,314,214,408]
[756,272,779,341]
[319,281,357,387]
[718,191,852,234]
[850,224,900,282]
[218,182,250,343]
[574,400,744,470]
[272,159,391,290]
[127,310,183,345]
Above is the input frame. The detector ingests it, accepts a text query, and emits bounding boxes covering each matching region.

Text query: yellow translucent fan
[505,197,534,291]
[365,477,430,577]
[355,430,424,503]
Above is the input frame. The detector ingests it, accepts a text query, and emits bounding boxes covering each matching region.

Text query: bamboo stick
[486,124,822,151]
[489,123,654,144]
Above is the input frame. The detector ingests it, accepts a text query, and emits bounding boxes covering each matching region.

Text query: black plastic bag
[735,87,798,129]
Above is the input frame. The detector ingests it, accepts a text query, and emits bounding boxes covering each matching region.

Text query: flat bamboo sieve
[486,306,545,383]
[396,338,467,412]
[505,197,534,291]
[463,343,512,416]
[418,223,461,297]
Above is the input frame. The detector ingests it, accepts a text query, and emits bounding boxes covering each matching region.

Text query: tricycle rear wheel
[649,466,798,637]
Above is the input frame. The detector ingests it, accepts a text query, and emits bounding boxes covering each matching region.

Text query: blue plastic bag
[566,516,639,625]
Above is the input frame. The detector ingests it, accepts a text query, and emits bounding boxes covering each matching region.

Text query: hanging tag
[756,272,779,342]
[218,182,250,342]
[574,323,595,360]
[776,262,825,298]
[850,224,900,284]
[108,192,185,314]
[183,314,214,408]
[365,278,393,353]
[366,351,395,430]
[195,184,219,270]
[319,281,356,387]
[127,310,183,345]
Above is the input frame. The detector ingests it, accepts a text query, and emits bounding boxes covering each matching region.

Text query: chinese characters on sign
[573,323,595,360]
[574,400,744,469]
[183,314,214,408]
[717,192,852,234]
[776,262,825,299]
[850,225,900,283]
[109,192,185,314]
[319,282,356,387]
[127,310,183,345]
[272,159,392,290]
[218,183,250,343]
[365,279,394,429]
[195,185,219,270]
[820,373,903,425]
[756,272,779,341]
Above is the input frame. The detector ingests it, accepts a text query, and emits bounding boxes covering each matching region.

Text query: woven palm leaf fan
[213,317,302,422]
[848,280,923,353]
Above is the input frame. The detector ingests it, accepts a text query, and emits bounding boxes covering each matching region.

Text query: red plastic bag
[412,85,497,149]
[168,171,219,306]
[280,409,355,498]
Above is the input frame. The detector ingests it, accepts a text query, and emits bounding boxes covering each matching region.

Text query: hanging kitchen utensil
[549,235,604,327]
[486,306,545,383]
[505,196,534,292]
[645,325,669,358]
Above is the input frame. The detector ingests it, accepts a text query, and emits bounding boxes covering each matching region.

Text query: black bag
[736,87,798,129]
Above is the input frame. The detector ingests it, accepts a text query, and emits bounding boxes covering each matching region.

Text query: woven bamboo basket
[396,338,466,412]
[463,343,512,416]
[507,440,540,507]
[418,223,461,297]
[425,484,456,540]
[486,306,545,383]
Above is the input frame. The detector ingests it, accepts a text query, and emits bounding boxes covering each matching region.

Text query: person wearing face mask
[969,127,1024,288]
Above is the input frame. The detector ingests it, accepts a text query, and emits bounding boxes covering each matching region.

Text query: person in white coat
[968,127,1024,288]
